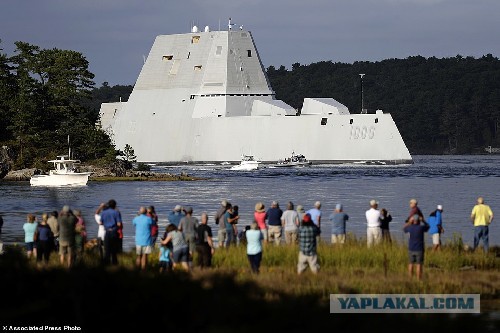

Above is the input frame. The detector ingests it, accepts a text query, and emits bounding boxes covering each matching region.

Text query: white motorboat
[273,152,312,168]
[30,155,91,186]
[230,155,260,171]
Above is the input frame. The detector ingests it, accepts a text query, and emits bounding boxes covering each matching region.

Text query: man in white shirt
[365,199,381,247]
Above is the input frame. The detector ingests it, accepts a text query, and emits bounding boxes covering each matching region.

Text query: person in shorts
[58,206,76,268]
[133,207,153,270]
[404,214,429,280]
[161,224,189,271]
[427,205,444,251]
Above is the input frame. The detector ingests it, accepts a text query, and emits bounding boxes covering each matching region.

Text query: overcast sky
[1,0,498,86]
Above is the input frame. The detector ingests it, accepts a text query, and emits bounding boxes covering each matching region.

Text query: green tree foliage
[267,55,500,154]
[0,41,115,168]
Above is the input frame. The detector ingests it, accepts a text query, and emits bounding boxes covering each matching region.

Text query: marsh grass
[1,234,499,329]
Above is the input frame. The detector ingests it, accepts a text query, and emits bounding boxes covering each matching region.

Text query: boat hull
[30,173,90,186]
[273,162,312,168]
[112,101,412,164]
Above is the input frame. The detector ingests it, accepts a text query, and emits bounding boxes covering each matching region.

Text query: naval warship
[100,20,412,164]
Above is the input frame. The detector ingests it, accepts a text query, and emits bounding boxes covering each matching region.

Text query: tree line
[267,55,500,154]
[0,40,116,169]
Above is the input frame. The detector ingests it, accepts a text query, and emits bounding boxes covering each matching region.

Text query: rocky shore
[2,165,200,182]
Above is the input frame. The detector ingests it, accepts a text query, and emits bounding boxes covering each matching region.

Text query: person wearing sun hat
[254,202,267,243]
[427,204,444,251]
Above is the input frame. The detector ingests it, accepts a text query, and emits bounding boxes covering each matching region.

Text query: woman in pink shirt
[254,202,268,243]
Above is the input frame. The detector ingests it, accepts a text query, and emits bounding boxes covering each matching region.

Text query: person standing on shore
[179,206,199,265]
[230,205,240,245]
[58,206,76,268]
[47,211,59,252]
[297,213,320,274]
[471,197,494,253]
[73,210,87,262]
[35,213,53,267]
[254,202,267,244]
[266,201,283,245]
[168,205,185,228]
[147,206,159,249]
[161,224,189,271]
[380,208,393,244]
[296,205,305,226]
[428,205,444,251]
[100,199,123,265]
[404,214,429,280]
[306,201,322,244]
[195,212,215,268]
[133,206,153,270]
[223,203,238,247]
[246,222,263,274]
[159,240,173,274]
[23,214,38,259]
[365,199,381,247]
[408,199,423,220]
[330,204,349,245]
[95,203,107,262]
[282,201,299,245]
[215,200,228,247]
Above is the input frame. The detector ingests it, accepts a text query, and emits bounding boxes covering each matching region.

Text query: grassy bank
[1,240,499,331]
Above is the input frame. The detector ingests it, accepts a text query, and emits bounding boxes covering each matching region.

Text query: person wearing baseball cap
[427,204,444,251]
[167,204,185,228]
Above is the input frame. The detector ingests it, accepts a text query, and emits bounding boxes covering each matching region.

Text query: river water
[0,155,498,250]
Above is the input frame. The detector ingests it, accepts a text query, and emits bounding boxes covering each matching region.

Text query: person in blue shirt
[403,214,429,280]
[266,201,283,245]
[100,199,123,265]
[306,201,322,244]
[427,205,444,251]
[159,241,173,274]
[329,203,349,245]
[167,205,185,227]
[133,206,153,270]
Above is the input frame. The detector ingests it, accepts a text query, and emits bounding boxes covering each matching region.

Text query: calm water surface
[0,155,498,250]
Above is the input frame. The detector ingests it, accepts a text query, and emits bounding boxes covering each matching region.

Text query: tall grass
[3,234,500,308]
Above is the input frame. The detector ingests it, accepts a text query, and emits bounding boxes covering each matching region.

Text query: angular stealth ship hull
[100,27,412,164]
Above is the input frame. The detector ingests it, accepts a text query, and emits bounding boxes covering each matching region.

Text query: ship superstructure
[100,21,412,164]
